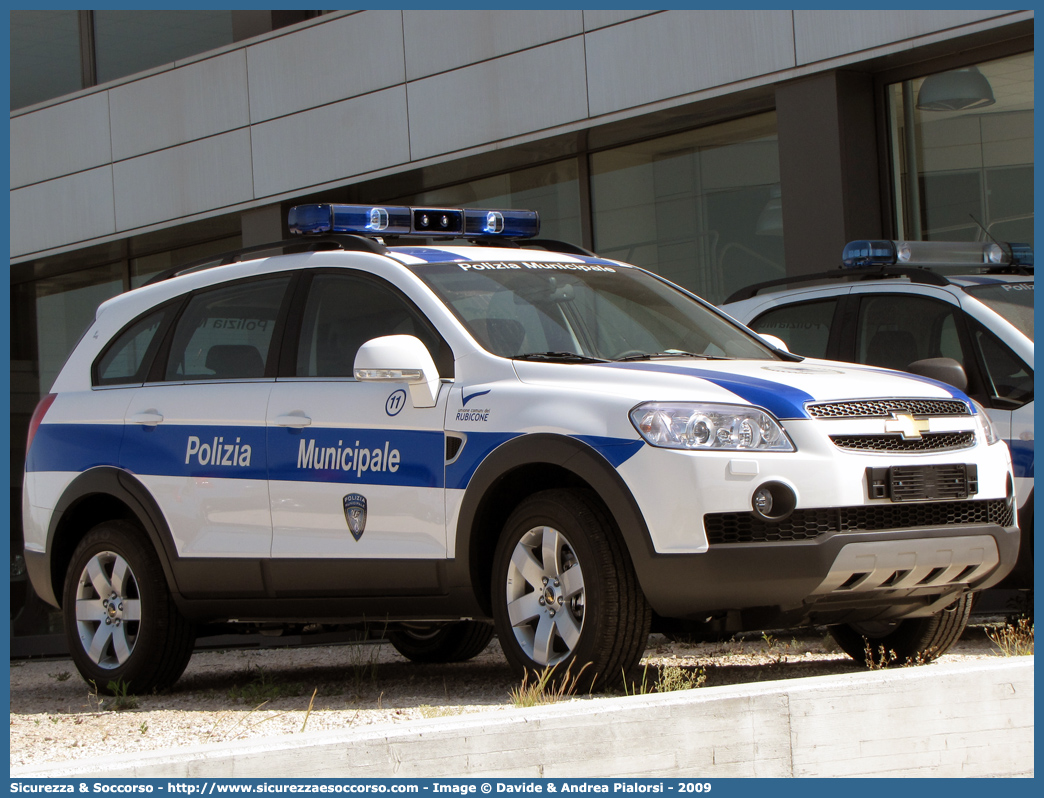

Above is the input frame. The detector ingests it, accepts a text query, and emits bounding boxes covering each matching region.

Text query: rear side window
[749,299,838,359]
[94,309,166,387]
[163,277,290,381]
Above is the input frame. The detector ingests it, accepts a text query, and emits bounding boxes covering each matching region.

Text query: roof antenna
[969,213,1011,259]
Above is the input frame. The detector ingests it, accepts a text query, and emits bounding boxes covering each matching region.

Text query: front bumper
[634,521,1020,626]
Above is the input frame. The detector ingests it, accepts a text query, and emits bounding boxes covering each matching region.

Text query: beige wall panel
[112,129,254,231]
[402,11,582,80]
[10,93,112,189]
[10,167,116,257]
[585,11,795,118]
[246,11,406,124]
[407,39,588,162]
[794,10,1015,65]
[250,86,410,199]
[108,50,250,161]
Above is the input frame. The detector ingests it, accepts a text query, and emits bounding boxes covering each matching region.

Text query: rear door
[121,275,292,566]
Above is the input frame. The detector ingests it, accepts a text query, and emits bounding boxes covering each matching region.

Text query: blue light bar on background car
[842,239,1033,269]
[288,204,540,239]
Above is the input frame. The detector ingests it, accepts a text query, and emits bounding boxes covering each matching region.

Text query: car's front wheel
[829,593,973,667]
[62,520,195,694]
[491,489,650,690]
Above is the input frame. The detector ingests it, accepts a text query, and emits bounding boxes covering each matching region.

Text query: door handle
[274,413,312,428]
[128,411,163,426]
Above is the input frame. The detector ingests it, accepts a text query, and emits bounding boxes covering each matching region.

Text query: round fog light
[751,481,796,522]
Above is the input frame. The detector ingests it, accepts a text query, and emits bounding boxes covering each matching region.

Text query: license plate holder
[866,464,978,502]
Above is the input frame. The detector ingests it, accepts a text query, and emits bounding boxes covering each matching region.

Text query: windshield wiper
[514,351,611,363]
[614,350,730,362]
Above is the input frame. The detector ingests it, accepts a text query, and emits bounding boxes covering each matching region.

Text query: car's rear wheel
[387,621,494,663]
[829,593,973,667]
[63,520,195,694]
[492,489,650,690]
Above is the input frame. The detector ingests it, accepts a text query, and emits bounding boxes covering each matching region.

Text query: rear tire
[491,489,651,691]
[387,621,494,663]
[830,593,973,667]
[62,520,195,694]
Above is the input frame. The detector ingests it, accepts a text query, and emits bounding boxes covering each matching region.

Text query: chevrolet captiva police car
[23,205,1019,693]
[721,239,1033,589]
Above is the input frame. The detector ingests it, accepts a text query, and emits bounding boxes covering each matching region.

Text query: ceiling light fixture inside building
[916,66,996,111]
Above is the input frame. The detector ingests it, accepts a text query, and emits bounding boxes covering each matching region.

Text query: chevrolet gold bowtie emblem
[884,412,931,440]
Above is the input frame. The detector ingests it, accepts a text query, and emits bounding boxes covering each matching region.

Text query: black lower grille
[705,499,1013,545]
[831,431,976,452]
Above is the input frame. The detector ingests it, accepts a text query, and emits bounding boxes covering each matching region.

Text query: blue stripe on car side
[596,362,815,419]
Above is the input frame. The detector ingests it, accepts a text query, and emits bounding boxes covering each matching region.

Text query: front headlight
[630,402,795,451]
[971,399,1001,445]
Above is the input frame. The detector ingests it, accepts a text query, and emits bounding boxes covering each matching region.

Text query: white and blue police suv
[23,204,1019,693]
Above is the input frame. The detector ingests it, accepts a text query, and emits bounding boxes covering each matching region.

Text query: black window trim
[91,298,181,389]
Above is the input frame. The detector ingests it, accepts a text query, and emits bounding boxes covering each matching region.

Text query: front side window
[295,274,452,378]
[412,261,777,362]
[163,277,289,381]
[748,299,839,359]
[966,317,1033,408]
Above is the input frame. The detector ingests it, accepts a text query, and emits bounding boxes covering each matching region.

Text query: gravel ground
[9,621,1017,770]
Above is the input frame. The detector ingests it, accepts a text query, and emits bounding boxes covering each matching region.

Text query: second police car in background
[23,207,1020,693]
[721,239,1033,589]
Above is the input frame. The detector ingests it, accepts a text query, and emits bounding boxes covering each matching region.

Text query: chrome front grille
[807,399,970,419]
[830,431,976,452]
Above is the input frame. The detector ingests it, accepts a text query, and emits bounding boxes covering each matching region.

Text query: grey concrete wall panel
[10,167,116,257]
[794,10,1015,65]
[408,39,588,162]
[582,10,660,32]
[251,86,410,199]
[402,11,582,81]
[246,11,406,124]
[585,11,796,118]
[10,93,112,189]
[14,659,1033,778]
[112,130,254,232]
[108,51,250,161]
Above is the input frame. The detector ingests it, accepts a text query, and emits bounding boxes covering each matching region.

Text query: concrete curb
[12,658,1033,779]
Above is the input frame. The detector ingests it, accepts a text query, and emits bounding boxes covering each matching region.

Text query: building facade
[9,9,1034,651]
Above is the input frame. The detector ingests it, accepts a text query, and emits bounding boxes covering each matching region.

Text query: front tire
[830,593,973,667]
[492,489,651,690]
[62,520,195,694]
[387,621,494,663]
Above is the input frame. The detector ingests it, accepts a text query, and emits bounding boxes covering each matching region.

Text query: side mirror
[758,333,790,353]
[905,357,968,393]
[354,335,442,408]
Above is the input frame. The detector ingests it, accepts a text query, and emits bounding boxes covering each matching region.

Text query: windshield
[410,260,778,361]
[963,282,1034,339]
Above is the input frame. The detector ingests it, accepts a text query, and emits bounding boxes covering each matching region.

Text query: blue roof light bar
[288,204,540,239]
[842,239,1033,269]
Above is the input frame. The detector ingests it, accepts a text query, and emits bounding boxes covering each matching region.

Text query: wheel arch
[454,433,652,617]
[45,467,181,608]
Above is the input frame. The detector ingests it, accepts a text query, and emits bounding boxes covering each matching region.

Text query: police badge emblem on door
[343,494,367,540]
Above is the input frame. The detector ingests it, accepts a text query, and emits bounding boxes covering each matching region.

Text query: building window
[10,10,84,111]
[589,113,784,306]
[888,52,1034,245]
[10,10,322,111]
